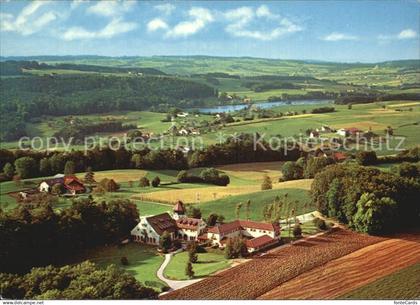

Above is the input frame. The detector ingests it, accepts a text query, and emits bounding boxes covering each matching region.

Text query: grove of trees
[311,164,420,234]
[0,198,139,274]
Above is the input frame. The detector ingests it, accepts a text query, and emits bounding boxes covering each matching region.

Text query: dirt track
[259,233,420,299]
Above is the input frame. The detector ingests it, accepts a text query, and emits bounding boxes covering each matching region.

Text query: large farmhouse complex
[131,201,281,253]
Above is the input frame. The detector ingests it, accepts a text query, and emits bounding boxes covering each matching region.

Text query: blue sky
[0,0,419,62]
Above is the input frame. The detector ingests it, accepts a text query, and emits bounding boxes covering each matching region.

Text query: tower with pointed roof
[173,200,186,220]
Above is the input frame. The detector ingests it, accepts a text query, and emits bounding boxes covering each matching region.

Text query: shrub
[139,176,150,187]
[151,176,161,187]
[355,150,377,166]
[177,170,189,183]
[261,174,272,190]
[293,223,302,238]
[281,161,303,181]
[51,183,63,195]
[313,217,327,230]
[120,256,129,265]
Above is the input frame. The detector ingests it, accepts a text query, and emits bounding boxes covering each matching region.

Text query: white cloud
[166,7,213,38]
[70,0,88,10]
[224,5,301,41]
[397,28,417,39]
[147,18,168,32]
[87,0,135,17]
[62,17,136,40]
[154,3,175,16]
[0,0,57,35]
[378,28,418,41]
[322,32,358,41]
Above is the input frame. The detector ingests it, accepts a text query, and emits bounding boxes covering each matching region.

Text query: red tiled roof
[345,127,361,134]
[333,152,347,161]
[176,217,201,230]
[207,220,279,235]
[245,235,277,249]
[63,176,85,191]
[146,213,177,235]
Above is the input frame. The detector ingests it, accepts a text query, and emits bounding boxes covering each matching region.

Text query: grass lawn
[69,243,166,291]
[340,263,420,299]
[164,249,231,280]
[198,187,314,222]
[133,200,172,216]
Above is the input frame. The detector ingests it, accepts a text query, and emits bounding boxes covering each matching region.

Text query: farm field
[197,101,420,154]
[340,263,420,300]
[259,232,420,299]
[161,229,385,299]
[65,243,166,291]
[164,250,231,280]
[2,99,419,154]
[137,179,312,204]
[198,188,313,222]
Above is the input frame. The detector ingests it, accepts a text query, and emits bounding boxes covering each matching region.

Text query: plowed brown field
[161,229,385,300]
[259,233,420,299]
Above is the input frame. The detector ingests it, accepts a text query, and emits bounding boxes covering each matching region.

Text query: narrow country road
[157,252,202,294]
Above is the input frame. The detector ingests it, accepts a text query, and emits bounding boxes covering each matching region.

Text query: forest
[0,71,217,141]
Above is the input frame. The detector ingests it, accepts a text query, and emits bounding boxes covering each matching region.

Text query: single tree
[235,202,243,219]
[3,163,14,179]
[245,200,251,220]
[293,222,302,239]
[185,261,194,279]
[151,176,161,187]
[187,241,198,263]
[139,176,150,187]
[13,174,21,186]
[64,161,75,175]
[159,231,172,252]
[261,174,272,190]
[39,158,51,176]
[187,206,202,219]
[84,167,96,184]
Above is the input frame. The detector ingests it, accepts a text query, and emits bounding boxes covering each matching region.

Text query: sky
[0,0,419,62]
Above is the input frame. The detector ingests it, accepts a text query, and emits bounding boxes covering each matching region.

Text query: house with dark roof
[38,175,85,195]
[131,213,177,245]
[131,200,206,245]
[206,220,281,253]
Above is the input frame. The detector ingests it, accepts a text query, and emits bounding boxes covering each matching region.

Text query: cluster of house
[131,201,281,253]
[38,174,86,195]
[309,125,363,138]
[167,125,201,136]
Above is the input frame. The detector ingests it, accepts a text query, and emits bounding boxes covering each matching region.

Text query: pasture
[65,243,166,291]
[164,249,231,280]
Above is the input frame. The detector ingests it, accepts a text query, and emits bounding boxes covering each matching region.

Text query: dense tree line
[335,92,420,105]
[0,135,302,180]
[0,60,165,76]
[0,74,216,140]
[177,168,230,186]
[0,198,139,274]
[311,164,420,234]
[0,261,157,299]
[244,81,301,92]
[311,106,335,114]
[281,156,335,181]
[188,134,302,167]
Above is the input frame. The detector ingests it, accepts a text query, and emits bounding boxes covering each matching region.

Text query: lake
[194,99,333,114]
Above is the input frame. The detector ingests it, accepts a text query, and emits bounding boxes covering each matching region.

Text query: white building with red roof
[206,220,280,252]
